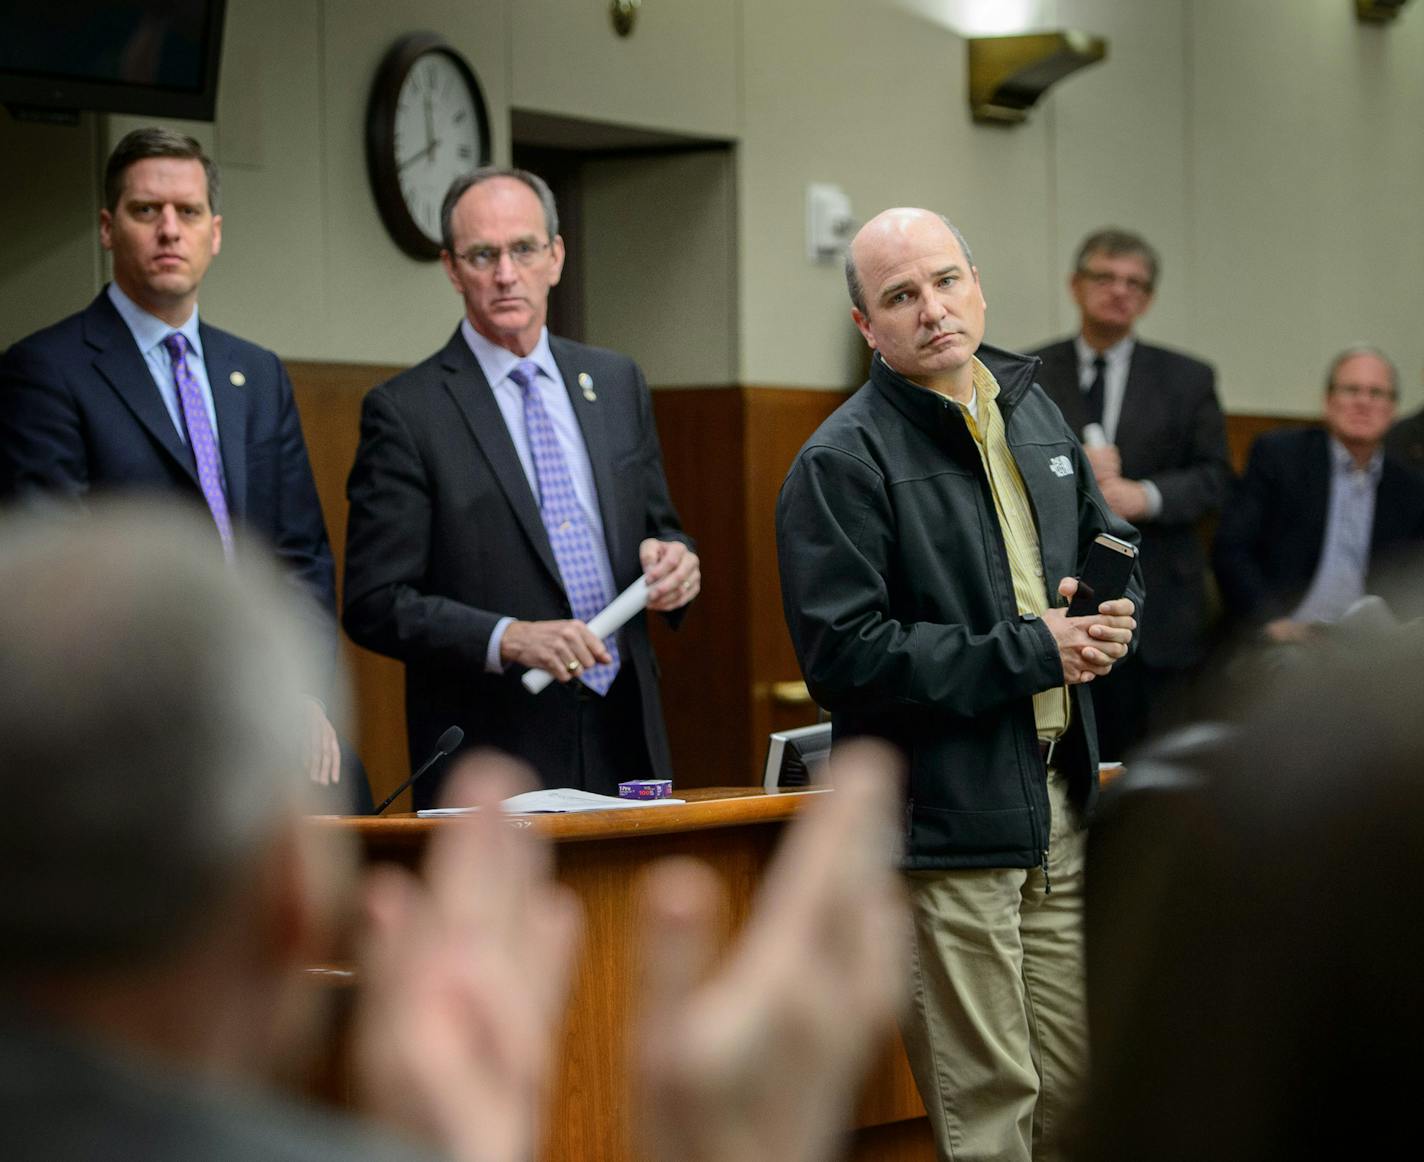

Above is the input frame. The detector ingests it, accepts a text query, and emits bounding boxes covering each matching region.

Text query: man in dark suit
[1214,346,1424,641]
[1385,399,1424,473]
[343,168,699,806]
[0,127,346,796]
[1030,228,1230,758]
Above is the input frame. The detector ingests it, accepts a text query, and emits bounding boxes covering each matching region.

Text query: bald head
[846,208,986,400]
[845,209,975,314]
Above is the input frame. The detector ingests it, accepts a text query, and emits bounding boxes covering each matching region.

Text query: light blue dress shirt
[1291,438,1382,625]
[460,320,617,673]
[1073,333,1162,519]
[106,283,225,471]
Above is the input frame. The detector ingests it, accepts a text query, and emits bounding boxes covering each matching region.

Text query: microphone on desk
[373,725,465,815]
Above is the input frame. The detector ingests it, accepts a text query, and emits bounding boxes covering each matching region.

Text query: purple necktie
[509,360,619,694]
[162,333,234,558]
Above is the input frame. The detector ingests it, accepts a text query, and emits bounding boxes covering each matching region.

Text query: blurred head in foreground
[0,500,349,1073]
[1079,619,1424,1161]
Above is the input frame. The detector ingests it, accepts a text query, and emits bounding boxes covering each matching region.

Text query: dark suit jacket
[0,1010,442,1162]
[0,290,336,628]
[1386,407,1424,474]
[342,328,691,804]
[1030,338,1230,668]
[1212,426,1424,625]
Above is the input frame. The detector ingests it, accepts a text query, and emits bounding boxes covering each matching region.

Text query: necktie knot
[509,360,540,395]
[163,332,188,363]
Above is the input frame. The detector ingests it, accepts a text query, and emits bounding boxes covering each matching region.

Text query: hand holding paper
[521,577,649,695]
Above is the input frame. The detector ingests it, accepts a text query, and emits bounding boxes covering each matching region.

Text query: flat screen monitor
[0,3,227,121]
[763,722,832,792]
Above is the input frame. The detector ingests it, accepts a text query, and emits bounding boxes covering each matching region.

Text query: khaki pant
[901,773,1087,1162]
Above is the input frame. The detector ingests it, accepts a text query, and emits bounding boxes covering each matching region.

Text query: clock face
[367,35,492,260]
[392,51,484,247]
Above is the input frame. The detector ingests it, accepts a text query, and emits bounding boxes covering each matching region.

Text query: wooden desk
[315,788,934,1162]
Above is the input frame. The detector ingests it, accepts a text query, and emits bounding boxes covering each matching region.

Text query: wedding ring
[680,580,692,591]
[566,659,582,673]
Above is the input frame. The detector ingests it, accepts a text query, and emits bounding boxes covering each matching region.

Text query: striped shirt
[955,359,1070,740]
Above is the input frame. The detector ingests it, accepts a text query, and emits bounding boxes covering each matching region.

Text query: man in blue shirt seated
[1214,345,1424,642]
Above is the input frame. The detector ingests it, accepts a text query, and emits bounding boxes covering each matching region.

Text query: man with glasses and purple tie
[0,127,346,798]
[343,168,699,806]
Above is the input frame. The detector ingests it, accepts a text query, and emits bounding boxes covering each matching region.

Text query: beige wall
[0,115,104,343]
[738,0,1424,412]
[3,0,1422,415]
[582,150,738,386]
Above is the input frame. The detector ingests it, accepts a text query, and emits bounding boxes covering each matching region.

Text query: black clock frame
[366,32,492,261]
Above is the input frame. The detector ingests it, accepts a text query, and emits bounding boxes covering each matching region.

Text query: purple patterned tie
[162,333,234,559]
[510,359,619,694]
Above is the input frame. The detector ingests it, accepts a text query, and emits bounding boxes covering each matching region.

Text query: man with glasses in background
[1031,228,1229,758]
[343,168,699,805]
[1214,345,1424,643]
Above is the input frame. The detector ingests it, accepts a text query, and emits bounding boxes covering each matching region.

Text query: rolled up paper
[521,576,650,695]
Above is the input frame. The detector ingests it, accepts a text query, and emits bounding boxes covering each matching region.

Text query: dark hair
[1073,228,1159,289]
[104,127,220,213]
[439,167,559,254]
[845,213,975,315]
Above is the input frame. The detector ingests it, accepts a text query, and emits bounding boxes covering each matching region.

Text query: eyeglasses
[454,239,552,271]
[1077,269,1153,295]
[1330,383,1396,403]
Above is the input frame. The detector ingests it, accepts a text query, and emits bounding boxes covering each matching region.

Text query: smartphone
[1066,533,1138,616]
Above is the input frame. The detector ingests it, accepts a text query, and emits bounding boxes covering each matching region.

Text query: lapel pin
[578,371,596,401]
[229,371,246,387]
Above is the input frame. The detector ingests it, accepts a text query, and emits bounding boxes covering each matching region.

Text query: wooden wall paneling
[288,361,412,806]
[323,791,933,1161]
[648,387,749,787]
[847,1117,937,1162]
[1223,411,1315,474]
[741,387,846,772]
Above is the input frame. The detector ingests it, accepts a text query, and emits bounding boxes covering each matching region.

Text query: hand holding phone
[1066,533,1138,617]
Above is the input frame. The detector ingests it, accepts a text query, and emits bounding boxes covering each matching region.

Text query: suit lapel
[550,337,623,568]
[84,295,196,484]
[1300,430,1331,559]
[1370,459,1419,557]
[1041,341,1090,433]
[1113,343,1154,451]
[440,332,563,586]
[199,323,249,521]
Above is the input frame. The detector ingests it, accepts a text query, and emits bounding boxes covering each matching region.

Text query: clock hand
[397,141,439,170]
[424,90,436,149]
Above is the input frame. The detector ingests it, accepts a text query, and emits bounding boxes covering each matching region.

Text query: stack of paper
[417,787,686,817]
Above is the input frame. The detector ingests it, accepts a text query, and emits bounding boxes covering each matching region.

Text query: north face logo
[1048,455,1073,478]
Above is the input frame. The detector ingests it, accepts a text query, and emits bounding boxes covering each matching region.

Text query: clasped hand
[1042,576,1137,684]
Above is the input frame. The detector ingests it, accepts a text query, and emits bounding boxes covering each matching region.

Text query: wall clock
[366,33,491,260]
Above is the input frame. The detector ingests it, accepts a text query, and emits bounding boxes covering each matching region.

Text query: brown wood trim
[309,782,928,1157]
[1224,411,1316,474]
[315,786,823,856]
[288,360,413,804]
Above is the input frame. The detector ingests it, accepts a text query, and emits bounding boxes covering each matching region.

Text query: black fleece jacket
[777,345,1144,870]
